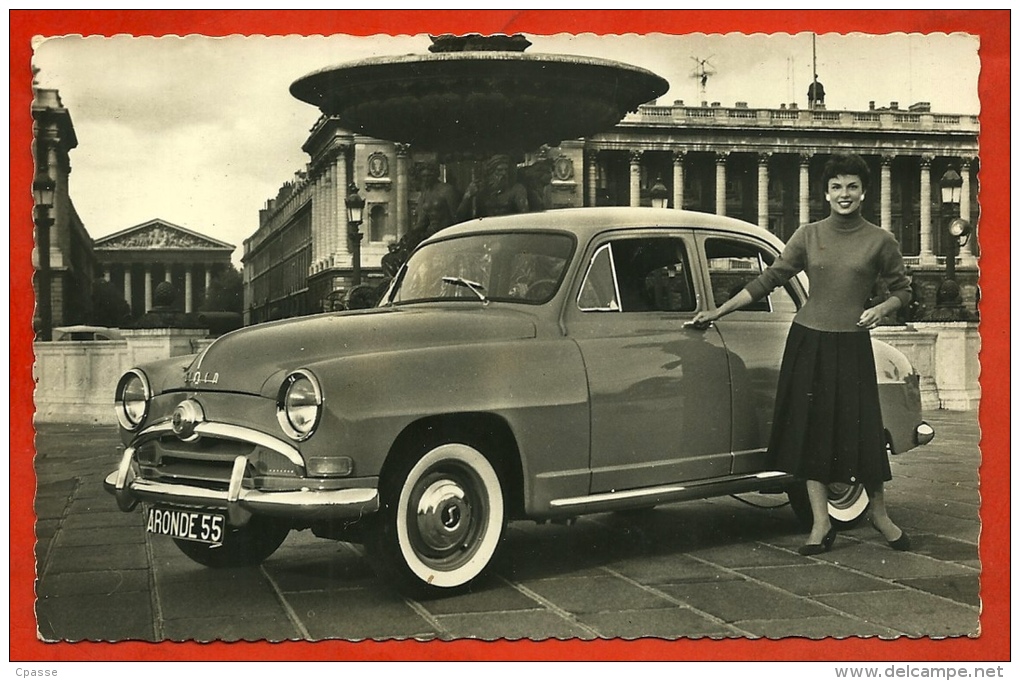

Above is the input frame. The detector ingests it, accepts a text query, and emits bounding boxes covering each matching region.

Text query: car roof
[431,206,787,250]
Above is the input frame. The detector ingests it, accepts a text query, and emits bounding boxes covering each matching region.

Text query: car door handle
[683,320,714,330]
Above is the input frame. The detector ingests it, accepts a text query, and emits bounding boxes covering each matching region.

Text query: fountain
[290,34,669,157]
[289,34,669,305]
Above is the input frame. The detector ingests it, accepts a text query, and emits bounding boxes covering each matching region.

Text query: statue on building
[458,154,530,220]
[807,79,826,109]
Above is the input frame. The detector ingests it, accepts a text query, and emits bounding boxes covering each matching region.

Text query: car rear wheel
[367,442,506,599]
[172,515,290,568]
[788,481,870,530]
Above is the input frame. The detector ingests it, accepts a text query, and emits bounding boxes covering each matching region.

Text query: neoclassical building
[94,219,235,317]
[244,96,979,325]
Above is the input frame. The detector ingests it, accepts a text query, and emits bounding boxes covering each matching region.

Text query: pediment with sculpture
[95,220,234,251]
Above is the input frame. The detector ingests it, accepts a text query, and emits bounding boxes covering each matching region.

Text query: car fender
[297,337,592,509]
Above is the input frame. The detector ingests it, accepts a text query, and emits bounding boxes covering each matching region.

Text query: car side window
[578,236,696,313]
[705,238,798,314]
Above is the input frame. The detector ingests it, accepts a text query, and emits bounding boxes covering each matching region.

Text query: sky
[30,32,980,266]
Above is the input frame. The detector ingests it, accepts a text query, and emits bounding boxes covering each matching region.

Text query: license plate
[146,507,226,545]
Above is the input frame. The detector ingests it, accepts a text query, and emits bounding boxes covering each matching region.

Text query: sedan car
[105,207,934,598]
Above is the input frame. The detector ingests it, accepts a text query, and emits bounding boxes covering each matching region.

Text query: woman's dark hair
[822,153,871,191]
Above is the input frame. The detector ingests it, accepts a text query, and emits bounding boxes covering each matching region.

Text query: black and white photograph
[23,15,995,653]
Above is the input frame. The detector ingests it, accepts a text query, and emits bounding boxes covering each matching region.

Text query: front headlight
[115,369,151,431]
[276,370,323,441]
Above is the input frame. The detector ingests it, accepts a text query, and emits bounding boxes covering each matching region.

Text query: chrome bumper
[103,448,379,527]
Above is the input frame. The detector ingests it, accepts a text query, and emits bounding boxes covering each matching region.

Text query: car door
[694,232,805,475]
[564,230,733,494]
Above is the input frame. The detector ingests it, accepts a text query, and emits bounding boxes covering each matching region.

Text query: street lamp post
[33,166,55,341]
[935,168,972,319]
[649,176,669,209]
[345,183,366,287]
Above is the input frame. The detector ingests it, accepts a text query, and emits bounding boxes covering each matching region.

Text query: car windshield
[389,232,575,305]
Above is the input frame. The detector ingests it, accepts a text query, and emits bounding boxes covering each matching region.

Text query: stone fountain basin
[290,51,669,156]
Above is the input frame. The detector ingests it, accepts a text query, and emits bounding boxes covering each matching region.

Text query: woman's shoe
[871,518,911,551]
[886,531,911,551]
[798,527,837,556]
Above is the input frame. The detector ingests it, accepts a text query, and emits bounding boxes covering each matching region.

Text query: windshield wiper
[441,276,488,302]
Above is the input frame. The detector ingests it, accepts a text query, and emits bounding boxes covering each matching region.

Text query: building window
[369,204,396,243]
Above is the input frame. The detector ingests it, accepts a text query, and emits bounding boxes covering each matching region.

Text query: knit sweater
[744,213,912,333]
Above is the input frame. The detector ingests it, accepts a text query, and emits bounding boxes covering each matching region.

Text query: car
[52,325,124,341]
[104,207,934,598]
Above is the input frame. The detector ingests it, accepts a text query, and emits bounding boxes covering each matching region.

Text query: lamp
[649,175,669,209]
[935,167,969,319]
[345,183,365,286]
[33,166,55,341]
[939,168,962,205]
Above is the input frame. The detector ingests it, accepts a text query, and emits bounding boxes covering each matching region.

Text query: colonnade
[103,263,217,313]
[613,149,976,261]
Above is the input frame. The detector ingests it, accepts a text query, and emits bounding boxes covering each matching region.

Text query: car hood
[181,306,538,395]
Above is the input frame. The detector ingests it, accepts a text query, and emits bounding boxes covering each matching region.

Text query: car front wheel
[172,515,290,568]
[788,481,870,530]
[367,442,506,598]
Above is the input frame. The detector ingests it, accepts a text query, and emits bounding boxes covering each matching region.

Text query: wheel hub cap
[415,479,474,556]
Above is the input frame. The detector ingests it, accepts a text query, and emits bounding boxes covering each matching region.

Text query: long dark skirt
[767,322,891,486]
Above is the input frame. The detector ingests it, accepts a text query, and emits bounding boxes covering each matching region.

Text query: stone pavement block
[35,519,59,540]
[658,580,832,623]
[417,579,540,616]
[818,589,979,637]
[61,509,146,530]
[815,540,977,580]
[521,575,676,614]
[157,574,284,621]
[737,615,901,639]
[603,552,745,586]
[894,508,980,543]
[284,588,437,640]
[689,542,805,569]
[263,538,377,592]
[578,606,738,639]
[53,523,146,548]
[898,574,980,607]
[36,568,150,598]
[34,496,70,521]
[162,614,302,642]
[45,543,149,573]
[906,534,979,562]
[739,564,900,597]
[36,591,156,642]
[435,609,593,641]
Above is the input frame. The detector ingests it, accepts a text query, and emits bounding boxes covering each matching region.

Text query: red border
[11,10,1009,662]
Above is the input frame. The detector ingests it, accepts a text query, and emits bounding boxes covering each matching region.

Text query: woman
[692,153,912,555]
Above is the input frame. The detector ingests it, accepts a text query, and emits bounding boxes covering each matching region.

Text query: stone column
[798,153,811,226]
[672,150,685,210]
[919,155,935,265]
[334,151,349,262]
[103,267,111,281]
[757,152,771,230]
[586,154,598,207]
[395,143,410,238]
[960,158,975,258]
[880,155,893,231]
[164,265,172,283]
[205,266,212,292]
[715,152,728,216]
[144,266,153,313]
[123,267,133,311]
[629,151,642,207]
[184,266,193,314]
